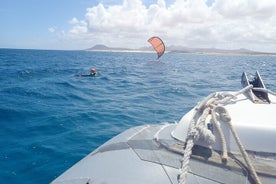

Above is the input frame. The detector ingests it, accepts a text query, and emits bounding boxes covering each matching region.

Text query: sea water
[0,49,276,183]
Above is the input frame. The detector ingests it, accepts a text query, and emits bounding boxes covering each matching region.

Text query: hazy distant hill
[167,46,256,54]
[87,44,276,56]
[87,44,133,51]
[88,44,110,50]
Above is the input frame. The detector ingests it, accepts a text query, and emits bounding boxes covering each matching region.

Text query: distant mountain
[88,44,111,50]
[170,47,276,55]
[87,44,133,51]
[87,44,276,55]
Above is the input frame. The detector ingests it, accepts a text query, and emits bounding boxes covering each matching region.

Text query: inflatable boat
[51,71,276,184]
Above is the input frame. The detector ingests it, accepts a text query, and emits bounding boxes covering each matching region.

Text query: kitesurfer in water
[90,68,100,77]
[90,68,97,76]
[78,68,99,77]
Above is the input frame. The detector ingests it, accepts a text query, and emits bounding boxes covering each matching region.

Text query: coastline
[86,49,155,53]
[86,44,276,56]
[86,49,276,56]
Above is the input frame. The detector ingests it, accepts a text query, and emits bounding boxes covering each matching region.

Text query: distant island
[86,44,276,56]
[86,44,152,53]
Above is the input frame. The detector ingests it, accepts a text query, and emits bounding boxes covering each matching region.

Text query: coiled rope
[177,95,216,184]
[178,85,263,184]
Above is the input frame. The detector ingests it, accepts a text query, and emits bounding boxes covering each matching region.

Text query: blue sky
[1,0,276,52]
[0,0,95,49]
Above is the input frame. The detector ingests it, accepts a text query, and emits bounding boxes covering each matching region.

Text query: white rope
[253,87,276,96]
[178,85,263,184]
[178,101,215,184]
[234,85,254,96]
[178,133,195,184]
[211,106,228,162]
[195,107,215,145]
[215,85,253,105]
[154,123,171,141]
[220,106,262,184]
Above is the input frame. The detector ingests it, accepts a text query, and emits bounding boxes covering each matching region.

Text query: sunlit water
[1,49,276,183]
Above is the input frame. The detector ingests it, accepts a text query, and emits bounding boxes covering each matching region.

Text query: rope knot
[215,106,231,122]
[187,128,197,139]
[195,126,215,145]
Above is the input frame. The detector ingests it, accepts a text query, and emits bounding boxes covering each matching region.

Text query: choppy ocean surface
[1,49,276,183]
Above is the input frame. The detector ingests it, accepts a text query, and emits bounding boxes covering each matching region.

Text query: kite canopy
[148,37,165,59]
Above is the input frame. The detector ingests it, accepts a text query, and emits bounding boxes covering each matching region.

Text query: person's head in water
[90,68,96,75]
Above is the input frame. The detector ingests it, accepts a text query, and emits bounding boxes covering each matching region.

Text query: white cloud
[48,27,56,33]
[64,0,276,52]
[213,0,276,19]
[69,17,79,24]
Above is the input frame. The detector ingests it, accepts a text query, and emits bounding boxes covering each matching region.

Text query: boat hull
[51,123,276,184]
